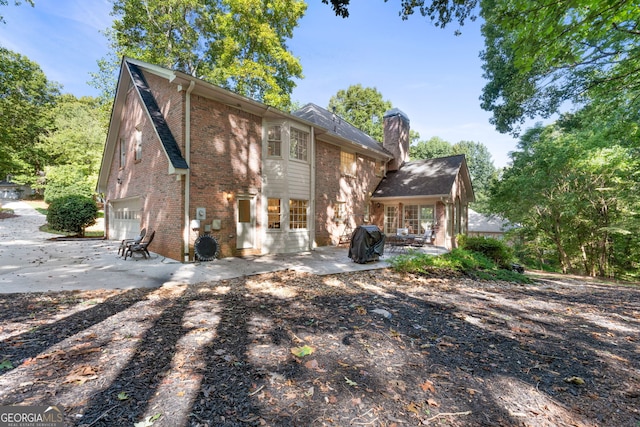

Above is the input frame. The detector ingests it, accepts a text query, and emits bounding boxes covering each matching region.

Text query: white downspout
[183,81,195,262]
[309,126,316,250]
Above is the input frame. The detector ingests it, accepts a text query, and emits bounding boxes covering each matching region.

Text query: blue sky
[0,0,529,167]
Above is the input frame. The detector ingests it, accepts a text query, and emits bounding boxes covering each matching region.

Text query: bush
[389,247,530,283]
[46,195,98,236]
[458,236,514,268]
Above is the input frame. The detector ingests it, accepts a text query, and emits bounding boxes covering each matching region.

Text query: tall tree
[0,46,59,185]
[490,114,640,278]
[480,0,640,135]
[328,84,392,143]
[101,0,306,109]
[37,95,107,198]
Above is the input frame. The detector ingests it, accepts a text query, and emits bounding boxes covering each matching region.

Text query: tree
[99,0,306,109]
[490,114,640,278]
[37,95,107,199]
[322,0,477,31]
[327,85,392,143]
[409,136,453,160]
[451,140,496,212]
[0,0,33,23]
[0,46,59,186]
[479,0,640,135]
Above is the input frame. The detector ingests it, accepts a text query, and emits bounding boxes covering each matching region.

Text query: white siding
[262,120,312,254]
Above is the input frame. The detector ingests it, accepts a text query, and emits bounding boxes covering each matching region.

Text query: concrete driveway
[0,200,434,294]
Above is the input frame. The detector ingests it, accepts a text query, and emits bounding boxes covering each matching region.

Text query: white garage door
[109,198,142,241]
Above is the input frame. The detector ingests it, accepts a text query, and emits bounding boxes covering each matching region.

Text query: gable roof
[372,154,474,200]
[292,103,392,159]
[127,62,189,171]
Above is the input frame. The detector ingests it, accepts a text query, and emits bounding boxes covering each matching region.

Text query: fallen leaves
[63,365,98,385]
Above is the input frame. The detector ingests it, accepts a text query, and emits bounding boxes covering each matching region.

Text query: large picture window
[290,128,309,162]
[289,199,308,229]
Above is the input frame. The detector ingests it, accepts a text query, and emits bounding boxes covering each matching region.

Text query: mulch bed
[0,269,638,426]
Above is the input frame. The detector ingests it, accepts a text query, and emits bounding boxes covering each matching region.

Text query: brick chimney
[382,108,410,171]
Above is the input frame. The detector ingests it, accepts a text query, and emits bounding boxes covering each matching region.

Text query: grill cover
[195,235,220,261]
[348,225,386,264]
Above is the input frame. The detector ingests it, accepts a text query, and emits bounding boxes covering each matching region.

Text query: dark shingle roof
[372,154,466,198]
[292,103,391,157]
[127,61,189,170]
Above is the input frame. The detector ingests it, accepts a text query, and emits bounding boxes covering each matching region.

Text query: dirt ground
[0,269,637,427]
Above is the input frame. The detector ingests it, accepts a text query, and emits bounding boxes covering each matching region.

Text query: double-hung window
[267,198,282,229]
[267,125,282,157]
[290,128,309,162]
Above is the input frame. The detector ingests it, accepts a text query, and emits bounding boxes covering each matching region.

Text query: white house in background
[467,208,514,239]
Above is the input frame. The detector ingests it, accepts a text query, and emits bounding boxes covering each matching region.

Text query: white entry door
[236,196,255,249]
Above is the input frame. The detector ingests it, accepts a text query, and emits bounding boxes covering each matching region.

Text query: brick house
[97,58,474,262]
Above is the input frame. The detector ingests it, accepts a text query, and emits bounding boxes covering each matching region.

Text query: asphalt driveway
[0,201,446,294]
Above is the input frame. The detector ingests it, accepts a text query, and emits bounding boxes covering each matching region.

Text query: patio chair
[124,230,155,260]
[118,228,146,256]
[411,228,434,247]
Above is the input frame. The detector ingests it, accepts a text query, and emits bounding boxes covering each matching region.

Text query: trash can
[348,225,386,264]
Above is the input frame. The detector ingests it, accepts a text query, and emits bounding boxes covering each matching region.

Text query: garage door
[109,198,142,241]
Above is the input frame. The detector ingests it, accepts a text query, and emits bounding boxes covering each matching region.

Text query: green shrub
[459,236,514,268]
[388,248,530,284]
[46,195,97,237]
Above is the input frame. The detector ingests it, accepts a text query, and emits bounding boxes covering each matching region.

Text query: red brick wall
[104,76,186,261]
[314,140,383,246]
[188,95,262,258]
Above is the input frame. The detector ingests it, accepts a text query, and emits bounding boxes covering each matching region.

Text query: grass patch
[389,248,531,284]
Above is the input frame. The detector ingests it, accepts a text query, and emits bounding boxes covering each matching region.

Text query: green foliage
[328,85,392,143]
[37,95,105,200]
[489,109,640,278]
[480,0,640,135]
[388,248,529,283]
[458,235,514,268]
[43,166,94,204]
[99,0,306,110]
[409,136,453,160]
[46,195,98,237]
[0,46,60,184]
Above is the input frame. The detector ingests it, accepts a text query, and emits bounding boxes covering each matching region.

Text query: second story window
[340,151,356,176]
[119,138,126,168]
[267,125,282,157]
[134,129,142,161]
[290,128,309,162]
